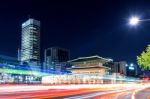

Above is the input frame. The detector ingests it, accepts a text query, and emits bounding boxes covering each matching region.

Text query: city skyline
[0,0,150,63]
[0,1,150,99]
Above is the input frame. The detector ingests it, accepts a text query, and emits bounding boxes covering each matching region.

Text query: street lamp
[130,63,134,67]
[128,63,135,70]
[129,16,140,26]
[129,16,150,26]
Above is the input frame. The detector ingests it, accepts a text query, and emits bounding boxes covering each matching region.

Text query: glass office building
[21,18,40,66]
[44,47,70,72]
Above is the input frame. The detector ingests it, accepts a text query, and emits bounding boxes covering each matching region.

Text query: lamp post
[126,63,137,77]
[129,16,140,26]
[128,16,150,77]
[129,16,150,26]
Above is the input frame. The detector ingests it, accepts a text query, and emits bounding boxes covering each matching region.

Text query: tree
[137,45,150,70]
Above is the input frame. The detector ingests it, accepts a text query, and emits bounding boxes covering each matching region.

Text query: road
[0,84,149,99]
[63,88,150,99]
[60,88,150,99]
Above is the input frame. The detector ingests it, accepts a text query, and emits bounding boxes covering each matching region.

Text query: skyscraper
[21,18,40,67]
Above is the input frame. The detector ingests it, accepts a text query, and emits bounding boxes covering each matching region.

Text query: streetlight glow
[129,66,135,70]
[130,63,134,67]
[129,16,140,26]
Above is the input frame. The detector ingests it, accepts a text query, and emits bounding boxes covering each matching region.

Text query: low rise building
[42,55,114,84]
[69,55,112,75]
[111,61,127,76]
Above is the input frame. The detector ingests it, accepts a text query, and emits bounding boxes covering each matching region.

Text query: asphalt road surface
[0,84,150,99]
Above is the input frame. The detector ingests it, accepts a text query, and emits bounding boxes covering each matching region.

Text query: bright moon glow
[129,16,139,25]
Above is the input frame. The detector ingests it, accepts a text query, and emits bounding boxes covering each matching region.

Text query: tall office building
[21,18,40,67]
[44,47,70,72]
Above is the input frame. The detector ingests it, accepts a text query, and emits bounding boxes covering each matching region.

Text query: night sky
[0,0,150,63]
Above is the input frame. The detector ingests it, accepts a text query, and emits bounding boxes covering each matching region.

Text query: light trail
[0,84,149,94]
[64,89,134,99]
[0,84,150,99]
[0,68,49,76]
